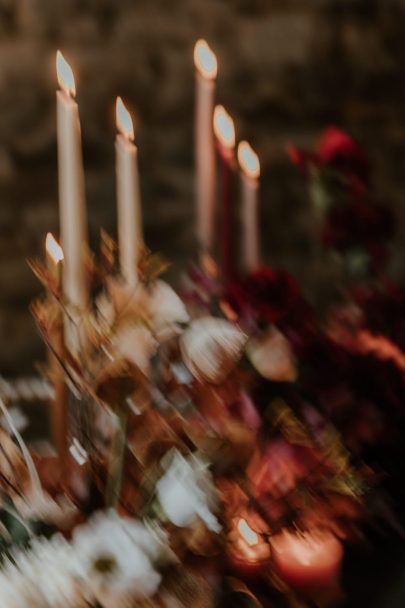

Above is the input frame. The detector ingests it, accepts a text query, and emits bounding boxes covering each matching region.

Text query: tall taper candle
[213,105,236,285]
[238,141,261,272]
[56,51,89,352]
[194,40,218,261]
[115,97,142,288]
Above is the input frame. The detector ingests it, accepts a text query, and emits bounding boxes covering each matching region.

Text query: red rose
[288,128,369,186]
[317,127,369,182]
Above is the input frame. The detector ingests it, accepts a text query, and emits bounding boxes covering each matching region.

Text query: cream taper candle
[115,97,143,288]
[238,141,261,272]
[194,40,217,259]
[213,105,236,285]
[56,51,89,351]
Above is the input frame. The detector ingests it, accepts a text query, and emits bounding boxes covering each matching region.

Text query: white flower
[0,570,42,607]
[72,510,165,605]
[112,324,157,376]
[246,326,297,382]
[0,535,84,608]
[122,517,177,567]
[22,536,85,607]
[180,317,247,384]
[156,450,221,533]
[146,280,189,340]
[0,513,171,608]
[98,277,188,344]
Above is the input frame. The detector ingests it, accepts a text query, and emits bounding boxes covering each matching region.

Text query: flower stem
[106,409,127,509]
[0,398,41,495]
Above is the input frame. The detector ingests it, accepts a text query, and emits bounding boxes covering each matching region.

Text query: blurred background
[0,0,404,372]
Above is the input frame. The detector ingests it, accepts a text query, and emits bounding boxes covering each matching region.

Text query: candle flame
[46,233,64,264]
[56,51,76,97]
[238,141,260,179]
[116,97,135,141]
[194,39,218,80]
[238,519,258,547]
[213,105,235,149]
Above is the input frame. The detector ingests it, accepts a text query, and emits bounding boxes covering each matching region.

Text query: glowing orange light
[238,518,258,547]
[238,141,260,180]
[56,51,76,97]
[194,39,218,80]
[116,97,135,141]
[213,105,235,149]
[46,233,64,265]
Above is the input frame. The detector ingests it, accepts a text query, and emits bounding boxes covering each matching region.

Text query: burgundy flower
[227,267,310,330]
[316,127,369,182]
[322,201,394,252]
[288,128,369,186]
[348,175,368,200]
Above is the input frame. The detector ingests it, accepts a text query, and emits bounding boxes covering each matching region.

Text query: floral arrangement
[0,128,403,608]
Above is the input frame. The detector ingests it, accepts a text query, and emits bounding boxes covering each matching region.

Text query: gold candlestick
[45,233,68,469]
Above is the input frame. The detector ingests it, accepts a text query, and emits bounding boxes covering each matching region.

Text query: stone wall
[0,0,404,372]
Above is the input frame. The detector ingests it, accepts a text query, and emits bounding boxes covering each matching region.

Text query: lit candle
[213,105,236,285]
[45,233,68,466]
[115,97,143,287]
[271,530,344,591]
[56,51,89,352]
[227,516,271,579]
[238,141,260,272]
[45,232,64,290]
[194,40,217,261]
